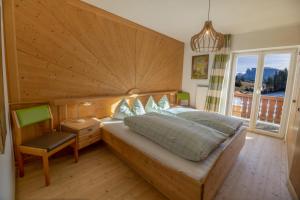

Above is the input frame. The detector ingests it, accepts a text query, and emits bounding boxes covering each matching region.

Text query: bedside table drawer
[79,132,101,149]
[60,118,102,150]
[78,124,99,136]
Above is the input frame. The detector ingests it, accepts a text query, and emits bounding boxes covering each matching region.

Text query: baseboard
[288,177,299,200]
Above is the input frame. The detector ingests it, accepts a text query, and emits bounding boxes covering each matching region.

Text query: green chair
[176,91,190,106]
[12,105,78,186]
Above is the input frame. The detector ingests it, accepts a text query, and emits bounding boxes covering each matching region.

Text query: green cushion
[132,98,146,115]
[16,105,51,128]
[112,99,134,120]
[158,95,170,110]
[177,92,190,100]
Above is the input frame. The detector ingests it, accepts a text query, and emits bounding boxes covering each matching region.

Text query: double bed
[53,91,247,200]
[102,117,246,200]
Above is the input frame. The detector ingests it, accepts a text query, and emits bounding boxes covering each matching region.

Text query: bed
[53,90,246,200]
[102,118,246,200]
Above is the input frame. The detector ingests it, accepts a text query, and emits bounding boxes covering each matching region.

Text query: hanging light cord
[208,0,211,21]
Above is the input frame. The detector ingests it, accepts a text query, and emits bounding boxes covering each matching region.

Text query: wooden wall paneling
[135,30,184,92]
[68,0,176,41]
[3,0,20,102]
[0,0,5,153]
[12,0,183,103]
[47,0,137,92]
[15,0,135,101]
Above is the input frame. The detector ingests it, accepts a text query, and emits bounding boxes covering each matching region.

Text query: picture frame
[191,54,209,79]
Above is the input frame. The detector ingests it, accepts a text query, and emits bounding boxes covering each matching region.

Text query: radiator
[195,85,208,110]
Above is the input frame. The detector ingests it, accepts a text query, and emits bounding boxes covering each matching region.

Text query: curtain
[204,34,231,112]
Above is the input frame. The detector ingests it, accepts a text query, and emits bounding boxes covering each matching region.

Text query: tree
[266,77,274,92]
[235,79,242,87]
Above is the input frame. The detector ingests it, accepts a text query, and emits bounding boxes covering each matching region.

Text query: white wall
[0,1,15,199]
[181,44,214,107]
[0,135,15,200]
[232,24,300,51]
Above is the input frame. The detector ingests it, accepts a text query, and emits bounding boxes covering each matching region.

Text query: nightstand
[60,118,102,150]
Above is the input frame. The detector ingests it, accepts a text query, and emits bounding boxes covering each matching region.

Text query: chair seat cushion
[23,132,76,152]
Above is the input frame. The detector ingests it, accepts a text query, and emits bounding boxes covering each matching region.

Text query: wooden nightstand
[60,118,102,150]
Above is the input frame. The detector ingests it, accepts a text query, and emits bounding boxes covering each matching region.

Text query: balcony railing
[232,92,284,124]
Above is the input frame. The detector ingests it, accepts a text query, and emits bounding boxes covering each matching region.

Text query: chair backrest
[12,105,53,145]
[176,92,190,106]
[15,105,52,128]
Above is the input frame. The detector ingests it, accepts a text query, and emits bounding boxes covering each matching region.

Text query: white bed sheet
[101,117,246,182]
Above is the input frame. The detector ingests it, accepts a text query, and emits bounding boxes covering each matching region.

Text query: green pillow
[132,98,146,115]
[145,96,159,113]
[158,95,170,110]
[112,99,134,119]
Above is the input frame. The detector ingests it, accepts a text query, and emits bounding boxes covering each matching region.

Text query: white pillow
[145,96,159,113]
[132,98,146,115]
[158,95,170,110]
[112,99,134,119]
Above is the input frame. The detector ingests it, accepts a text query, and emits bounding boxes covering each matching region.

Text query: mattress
[101,117,246,182]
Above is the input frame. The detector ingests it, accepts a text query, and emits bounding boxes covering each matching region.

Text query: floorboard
[16,133,293,200]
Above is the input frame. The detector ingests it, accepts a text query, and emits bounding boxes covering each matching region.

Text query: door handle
[298,108,300,112]
[292,99,297,103]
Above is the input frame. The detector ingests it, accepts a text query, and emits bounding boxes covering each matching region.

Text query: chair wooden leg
[42,154,50,186]
[17,150,24,177]
[73,138,79,163]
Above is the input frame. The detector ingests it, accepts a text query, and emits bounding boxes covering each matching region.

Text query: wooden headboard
[9,90,177,147]
[53,90,177,123]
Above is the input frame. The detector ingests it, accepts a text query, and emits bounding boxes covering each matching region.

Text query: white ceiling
[82,0,300,42]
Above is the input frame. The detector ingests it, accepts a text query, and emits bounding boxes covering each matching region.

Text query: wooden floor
[16,132,293,200]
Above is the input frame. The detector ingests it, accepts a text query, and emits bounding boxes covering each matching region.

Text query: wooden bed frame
[50,90,246,200]
[102,127,246,200]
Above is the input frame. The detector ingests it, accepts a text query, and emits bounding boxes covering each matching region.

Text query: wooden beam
[3,0,20,103]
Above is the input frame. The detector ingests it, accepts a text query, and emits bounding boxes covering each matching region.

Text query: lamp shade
[190,21,225,53]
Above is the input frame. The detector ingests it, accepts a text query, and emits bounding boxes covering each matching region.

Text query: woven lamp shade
[190,21,225,53]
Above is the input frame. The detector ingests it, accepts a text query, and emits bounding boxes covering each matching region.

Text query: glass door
[230,55,259,122]
[229,49,297,137]
[253,52,293,135]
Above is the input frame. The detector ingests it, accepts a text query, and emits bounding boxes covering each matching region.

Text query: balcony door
[228,49,297,137]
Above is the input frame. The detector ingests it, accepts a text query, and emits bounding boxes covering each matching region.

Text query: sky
[236,54,291,74]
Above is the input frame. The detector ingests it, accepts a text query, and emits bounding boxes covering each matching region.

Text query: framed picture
[0,6,7,154]
[191,55,209,79]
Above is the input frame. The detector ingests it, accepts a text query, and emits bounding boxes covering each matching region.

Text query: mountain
[237,67,280,82]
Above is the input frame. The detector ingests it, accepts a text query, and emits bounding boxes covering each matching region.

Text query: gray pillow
[177,111,243,136]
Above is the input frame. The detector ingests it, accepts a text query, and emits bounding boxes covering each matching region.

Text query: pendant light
[190,0,225,52]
